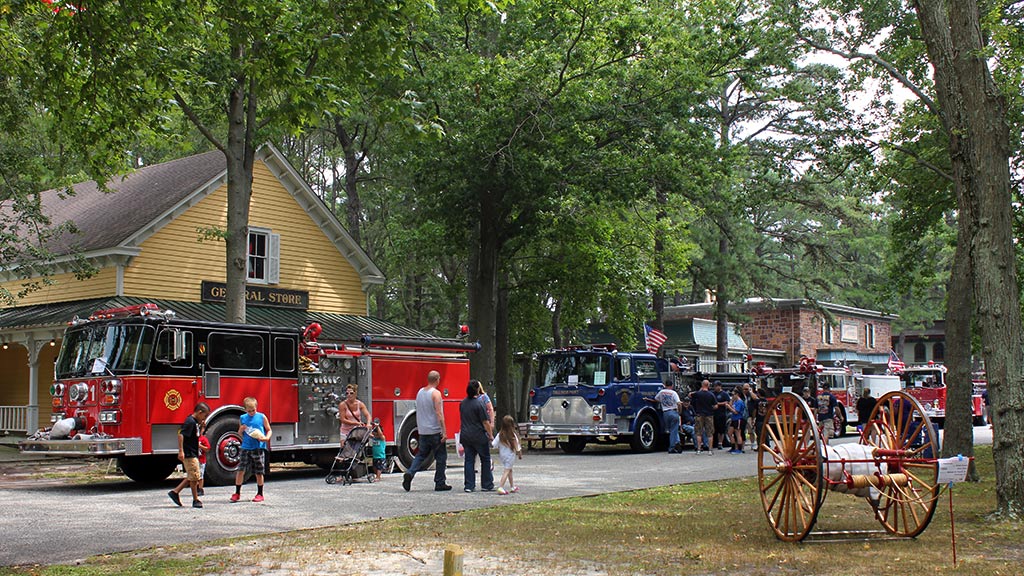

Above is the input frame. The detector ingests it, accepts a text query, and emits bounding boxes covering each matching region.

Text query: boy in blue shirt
[232,397,271,503]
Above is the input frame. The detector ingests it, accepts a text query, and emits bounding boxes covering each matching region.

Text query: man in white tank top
[402,371,452,491]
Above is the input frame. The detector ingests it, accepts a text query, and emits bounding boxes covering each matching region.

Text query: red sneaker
[252,494,264,503]
[229,493,240,503]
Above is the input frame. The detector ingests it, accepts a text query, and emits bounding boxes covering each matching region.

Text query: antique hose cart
[757,391,941,541]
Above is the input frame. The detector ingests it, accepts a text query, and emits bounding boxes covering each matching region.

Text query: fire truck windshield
[538,353,611,387]
[55,323,155,378]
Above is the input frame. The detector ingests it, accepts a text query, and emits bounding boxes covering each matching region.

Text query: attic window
[247,228,280,284]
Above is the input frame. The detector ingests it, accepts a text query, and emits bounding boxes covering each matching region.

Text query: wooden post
[443,544,463,576]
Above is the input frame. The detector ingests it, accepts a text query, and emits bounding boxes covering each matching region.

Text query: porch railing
[0,405,29,433]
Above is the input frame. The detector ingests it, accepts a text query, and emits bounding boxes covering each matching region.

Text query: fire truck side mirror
[172,330,187,361]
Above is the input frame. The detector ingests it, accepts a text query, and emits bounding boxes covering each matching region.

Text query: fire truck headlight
[529,405,539,422]
[101,393,120,406]
[69,383,89,403]
[592,404,605,421]
[50,382,65,397]
[102,379,121,394]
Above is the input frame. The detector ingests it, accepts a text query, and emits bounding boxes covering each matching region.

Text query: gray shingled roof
[0,296,435,343]
[42,151,225,255]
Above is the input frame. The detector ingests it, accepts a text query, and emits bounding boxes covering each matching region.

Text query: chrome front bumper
[527,423,619,436]
[19,437,143,457]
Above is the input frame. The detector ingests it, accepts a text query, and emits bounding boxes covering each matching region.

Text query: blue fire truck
[526,345,674,453]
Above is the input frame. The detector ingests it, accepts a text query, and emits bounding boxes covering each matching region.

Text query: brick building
[665,298,895,372]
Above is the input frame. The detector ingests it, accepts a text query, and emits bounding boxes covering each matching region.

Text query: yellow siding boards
[0,268,117,306]
[0,347,30,406]
[123,160,366,315]
[0,345,56,430]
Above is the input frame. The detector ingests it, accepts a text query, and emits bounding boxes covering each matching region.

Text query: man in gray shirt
[403,371,452,491]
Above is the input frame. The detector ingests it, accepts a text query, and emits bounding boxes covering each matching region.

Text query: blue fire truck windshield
[538,353,612,387]
[56,323,155,378]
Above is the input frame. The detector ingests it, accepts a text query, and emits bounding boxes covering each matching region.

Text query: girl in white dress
[491,415,523,494]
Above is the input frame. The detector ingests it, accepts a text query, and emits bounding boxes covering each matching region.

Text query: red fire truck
[19,304,477,484]
[752,357,854,436]
[893,362,985,426]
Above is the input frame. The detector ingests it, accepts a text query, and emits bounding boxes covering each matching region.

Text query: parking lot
[0,425,993,567]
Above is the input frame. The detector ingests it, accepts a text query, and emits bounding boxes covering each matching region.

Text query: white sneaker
[497,487,508,495]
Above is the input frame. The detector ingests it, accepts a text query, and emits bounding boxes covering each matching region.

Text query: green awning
[0,297,435,343]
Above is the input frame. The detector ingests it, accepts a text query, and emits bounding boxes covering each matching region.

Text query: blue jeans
[680,424,695,447]
[406,433,447,488]
[662,410,680,451]
[462,438,493,491]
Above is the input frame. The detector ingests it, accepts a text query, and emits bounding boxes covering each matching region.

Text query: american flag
[888,349,905,373]
[644,324,668,354]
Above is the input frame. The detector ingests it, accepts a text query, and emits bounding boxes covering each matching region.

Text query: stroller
[325,425,376,485]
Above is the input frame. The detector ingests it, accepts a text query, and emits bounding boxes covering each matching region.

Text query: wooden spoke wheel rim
[861,391,940,537]
[757,392,825,542]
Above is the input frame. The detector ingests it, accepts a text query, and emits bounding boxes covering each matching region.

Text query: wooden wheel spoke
[903,443,930,458]
[765,473,787,516]
[902,465,938,489]
[761,470,784,491]
[761,443,783,463]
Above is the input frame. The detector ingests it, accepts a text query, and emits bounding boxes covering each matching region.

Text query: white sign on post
[936,457,971,484]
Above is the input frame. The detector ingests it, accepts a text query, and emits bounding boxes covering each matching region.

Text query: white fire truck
[20,304,477,484]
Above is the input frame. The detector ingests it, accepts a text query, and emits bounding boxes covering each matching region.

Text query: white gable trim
[120,171,227,248]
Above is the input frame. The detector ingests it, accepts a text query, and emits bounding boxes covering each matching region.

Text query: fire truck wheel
[396,415,435,472]
[205,415,245,486]
[559,437,588,454]
[630,412,658,453]
[118,455,178,483]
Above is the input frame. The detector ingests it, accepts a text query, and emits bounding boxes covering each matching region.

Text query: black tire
[118,455,178,483]
[204,414,244,486]
[630,412,659,452]
[559,436,588,454]
[396,415,435,472]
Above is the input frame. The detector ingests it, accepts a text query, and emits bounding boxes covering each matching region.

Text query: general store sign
[201,281,309,310]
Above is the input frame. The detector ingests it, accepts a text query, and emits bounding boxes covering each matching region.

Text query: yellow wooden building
[0,144,417,434]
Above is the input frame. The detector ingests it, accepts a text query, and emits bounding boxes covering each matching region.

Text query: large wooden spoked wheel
[757,392,826,542]
[860,391,940,537]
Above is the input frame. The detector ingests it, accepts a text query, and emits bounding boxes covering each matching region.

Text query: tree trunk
[942,214,977,480]
[652,186,667,337]
[333,118,364,247]
[468,189,501,386]
[551,299,563,349]
[494,270,512,419]
[915,0,1024,515]
[716,237,730,365]
[223,73,256,325]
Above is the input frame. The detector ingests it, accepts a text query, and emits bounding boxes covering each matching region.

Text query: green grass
[2,445,1021,576]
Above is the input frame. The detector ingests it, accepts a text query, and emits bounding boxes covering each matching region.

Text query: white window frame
[247,228,280,285]
[866,323,876,349]
[821,319,834,344]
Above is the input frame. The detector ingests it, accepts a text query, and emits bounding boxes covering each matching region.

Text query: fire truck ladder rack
[360,334,481,353]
